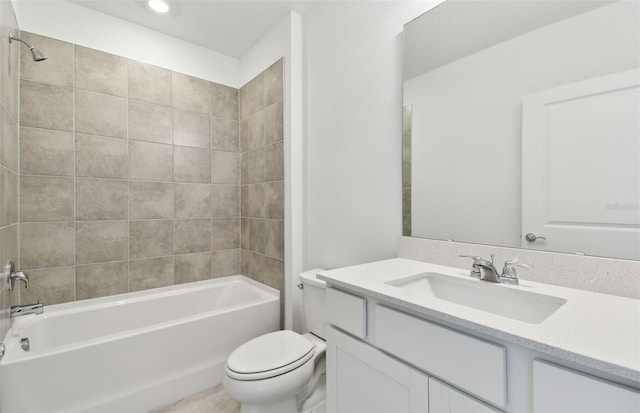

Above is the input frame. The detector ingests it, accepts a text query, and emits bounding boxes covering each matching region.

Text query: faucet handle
[502,259,532,279]
[459,255,482,278]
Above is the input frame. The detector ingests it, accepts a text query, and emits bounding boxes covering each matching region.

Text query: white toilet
[223,270,327,413]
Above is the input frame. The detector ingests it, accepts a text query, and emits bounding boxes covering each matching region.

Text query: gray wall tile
[212,218,240,250]
[247,218,265,254]
[174,252,211,284]
[130,181,173,219]
[76,178,128,221]
[174,146,210,183]
[0,225,18,274]
[76,261,128,300]
[20,127,74,176]
[211,82,238,120]
[211,117,239,152]
[212,151,239,184]
[20,32,73,87]
[265,142,284,181]
[20,176,74,222]
[1,3,19,122]
[212,185,240,217]
[20,222,75,269]
[20,266,75,305]
[240,111,264,152]
[265,219,284,260]
[75,46,128,97]
[264,59,283,107]
[0,167,18,226]
[264,181,284,220]
[172,72,210,114]
[264,101,283,144]
[175,183,210,218]
[76,134,128,179]
[174,219,211,254]
[130,256,173,292]
[20,80,73,131]
[130,220,173,259]
[76,90,127,138]
[129,100,173,144]
[76,220,128,264]
[173,109,210,148]
[239,73,264,120]
[243,148,265,184]
[212,249,239,278]
[128,61,171,106]
[130,140,173,181]
[1,104,18,172]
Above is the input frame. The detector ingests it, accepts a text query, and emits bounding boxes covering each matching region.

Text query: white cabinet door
[326,326,429,413]
[533,360,640,412]
[429,378,501,413]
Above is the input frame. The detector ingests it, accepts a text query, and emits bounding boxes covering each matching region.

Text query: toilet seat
[226,330,314,381]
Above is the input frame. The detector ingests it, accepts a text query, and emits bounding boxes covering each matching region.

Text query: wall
[17,32,243,304]
[12,0,240,87]
[303,1,439,270]
[0,0,20,339]
[405,1,639,246]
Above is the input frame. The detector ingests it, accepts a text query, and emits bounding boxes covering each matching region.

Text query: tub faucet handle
[6,261,29,291]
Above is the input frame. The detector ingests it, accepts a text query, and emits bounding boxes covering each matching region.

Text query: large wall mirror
[403,0,639,260]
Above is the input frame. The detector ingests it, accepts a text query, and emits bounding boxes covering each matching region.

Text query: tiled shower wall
[402,105,412,236]
[0,2,20,337]
[239,60,285,297]
[16,31,284,306]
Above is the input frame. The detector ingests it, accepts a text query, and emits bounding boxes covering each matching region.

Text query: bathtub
[0,275,280,413]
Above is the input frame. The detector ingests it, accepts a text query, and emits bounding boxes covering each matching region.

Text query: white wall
[303,1,439,271]
[405,1,639,247]
[239,12,304,331]
[12,0,240,86]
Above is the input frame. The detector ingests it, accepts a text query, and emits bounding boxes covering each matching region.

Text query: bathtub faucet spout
[10,302,43,317]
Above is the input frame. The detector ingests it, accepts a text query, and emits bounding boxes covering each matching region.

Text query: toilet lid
[226,330,314,379]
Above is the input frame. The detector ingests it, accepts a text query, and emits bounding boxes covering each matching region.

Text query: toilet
[223,270,327,413]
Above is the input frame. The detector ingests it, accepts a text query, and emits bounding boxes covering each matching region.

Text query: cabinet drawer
[375,305,506,408]
[326,288,366,339]
[533,360,640,412]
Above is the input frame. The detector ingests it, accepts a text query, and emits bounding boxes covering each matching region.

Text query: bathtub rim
[1,275,280,364]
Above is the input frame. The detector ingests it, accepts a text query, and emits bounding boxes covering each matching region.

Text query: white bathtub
[0,275,280,413]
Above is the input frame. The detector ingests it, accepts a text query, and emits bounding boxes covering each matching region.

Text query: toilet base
[240,398,297,413]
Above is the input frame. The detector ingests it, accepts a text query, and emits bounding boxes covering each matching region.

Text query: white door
[521,69,640,259]
[326,326,429,413]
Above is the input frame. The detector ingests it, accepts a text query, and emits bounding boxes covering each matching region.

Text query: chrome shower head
[8,31,47,62]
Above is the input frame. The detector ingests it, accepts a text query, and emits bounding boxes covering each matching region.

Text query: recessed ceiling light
[148,0,169,13]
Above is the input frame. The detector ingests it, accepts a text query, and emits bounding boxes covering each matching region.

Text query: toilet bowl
[223,270,327,413]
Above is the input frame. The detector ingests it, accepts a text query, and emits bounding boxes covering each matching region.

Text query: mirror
[403,0,640,260]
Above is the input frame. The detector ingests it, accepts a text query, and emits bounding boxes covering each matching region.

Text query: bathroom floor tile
[151,384,240,413]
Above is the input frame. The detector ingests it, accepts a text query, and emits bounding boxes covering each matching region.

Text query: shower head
[8,31,47,62]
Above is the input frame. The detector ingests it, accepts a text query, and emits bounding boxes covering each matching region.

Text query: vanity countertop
[317,258,640,384]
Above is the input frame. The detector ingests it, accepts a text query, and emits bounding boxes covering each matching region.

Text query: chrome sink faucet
[460,255,531,285]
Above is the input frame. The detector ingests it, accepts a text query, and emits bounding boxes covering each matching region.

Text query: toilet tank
[299,270,327,339]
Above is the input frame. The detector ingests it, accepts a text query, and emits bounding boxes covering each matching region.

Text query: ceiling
[68,0,316,58]
[404,0,617,80]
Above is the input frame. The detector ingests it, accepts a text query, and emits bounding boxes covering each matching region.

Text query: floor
[151,385,240,413]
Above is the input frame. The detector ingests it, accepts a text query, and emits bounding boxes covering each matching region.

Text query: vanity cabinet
[326,325,429,412]
[533,360,640,412]
[429,378,500,413]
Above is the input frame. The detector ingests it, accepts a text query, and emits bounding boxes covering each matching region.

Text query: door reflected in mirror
[403,0,640,260]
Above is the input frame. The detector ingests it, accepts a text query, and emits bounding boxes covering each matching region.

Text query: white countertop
[317,258,640,384]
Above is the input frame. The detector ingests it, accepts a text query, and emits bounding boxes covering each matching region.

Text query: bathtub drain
[20,337,30,352]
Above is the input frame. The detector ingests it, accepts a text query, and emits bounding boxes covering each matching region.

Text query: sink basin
[386,272,567,324]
